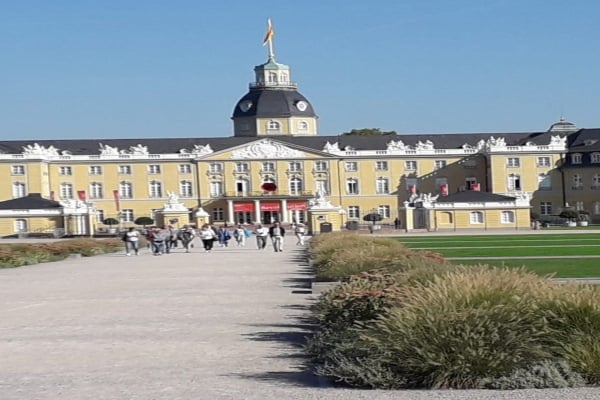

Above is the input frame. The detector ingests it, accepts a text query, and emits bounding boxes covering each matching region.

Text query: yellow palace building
[0,23,599,237]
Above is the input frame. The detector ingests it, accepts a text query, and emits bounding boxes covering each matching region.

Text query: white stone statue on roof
[550,135,567,146]
[387,139,406,151]
[488,136,506,147]
[476,139,486,150]
[129,144,149,155]
[99,143,119,156]
[22,143,59,156]
[322,141,341,153]
[191,144,213,156]
[416,140,434,150]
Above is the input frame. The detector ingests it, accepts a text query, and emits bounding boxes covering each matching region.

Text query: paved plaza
[1,237,599,400]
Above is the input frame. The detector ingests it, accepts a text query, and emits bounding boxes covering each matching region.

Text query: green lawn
[395,234,600,278]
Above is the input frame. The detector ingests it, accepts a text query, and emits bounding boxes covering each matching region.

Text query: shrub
[482,360,585,389]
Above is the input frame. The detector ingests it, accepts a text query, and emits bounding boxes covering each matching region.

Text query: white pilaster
[281,199,288,223]
[227,200,234,224]
[254,200,261,223]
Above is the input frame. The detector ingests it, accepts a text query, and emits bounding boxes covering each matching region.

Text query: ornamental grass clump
[310,232,445,281]
[309,265,599,389]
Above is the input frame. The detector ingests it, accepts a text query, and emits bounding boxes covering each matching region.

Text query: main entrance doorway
[262,211,280,224]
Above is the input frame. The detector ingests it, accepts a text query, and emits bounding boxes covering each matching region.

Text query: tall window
[378,205,391,219]
[179,164,192,174]
[289,161,302,172]
[59,166,72,176]
[405,160,417,171]
[210,182,223,197]
[235,178,249,194]
[289,177,303,194]
[346,178,359,194]
[236,162,249,173]
[507,157,520,167]
[121,209,134,223]
[575,201,584,211]
[538,174,552,190]
[267,120,280,131]
[314,161,328,171]
[348,206,360,219]
[262,162,275,172]
[12,182,26,198]
[470,211,484,224]
[594,202,600,215]
[345,162,358,172]
[465,177,477,190]
[119,181,133,199]
[11,165,25,175]
[209,162,223,173]
[89,165,103,175]
[60,183,73,199]
[14,219,27,233]
[537,157,551,167]
[572,174,583,189]
[375,161,388,171]
[149,181,162,198]
[434,160,447,170]
[501,211,515,223]
[593,174,600,189]
[376,177,389,194]
[571,154,582,164]
[148,164,161,174]
[118,165,132,175]
[592,153,600,163]
[435,177,448,193]
[315,180,328,195]
[89,182,103,199]
[507,174,521,191]
[406,177,418,192]
[212,208,224,221]
[180,180,193,197]
[540,202,552,215]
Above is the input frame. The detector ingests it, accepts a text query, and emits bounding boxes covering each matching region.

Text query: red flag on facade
[77,190,86,201]
[408,184,416,194]
[472,183,481,191]
[113,190,120,211]
[440,184,449,196]
[49,191,55,201]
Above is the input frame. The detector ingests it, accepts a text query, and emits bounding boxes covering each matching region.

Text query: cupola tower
[232,19,318,137]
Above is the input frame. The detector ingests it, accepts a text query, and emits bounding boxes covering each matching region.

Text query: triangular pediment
[203,138,334,160]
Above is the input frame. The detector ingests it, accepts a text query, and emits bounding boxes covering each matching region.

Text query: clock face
[239,100,253,112]
[296,101,307,111]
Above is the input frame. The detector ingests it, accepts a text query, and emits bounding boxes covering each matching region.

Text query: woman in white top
[124,227,140,256]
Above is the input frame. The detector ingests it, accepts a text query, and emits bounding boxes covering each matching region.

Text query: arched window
[470,211,484,224]
[298,121,308,131]
[119,181,132,199]
[289,177,303,194]
[346,178,359,194]
[267,120,280,132]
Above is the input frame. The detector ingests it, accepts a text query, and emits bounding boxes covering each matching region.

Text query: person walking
[268,221,285,252]
[254,224,269,250]
[123,227,140,256]
[233,225,246,247]
[217,226,232,247]
[178,225,196,253]
[151,227,168,255]
[199,224,216,252]
[294,223,306,246]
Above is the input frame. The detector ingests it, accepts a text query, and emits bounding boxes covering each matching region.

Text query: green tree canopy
[102,217,119,226]
[342,128,397,136]
[134,216,155,226]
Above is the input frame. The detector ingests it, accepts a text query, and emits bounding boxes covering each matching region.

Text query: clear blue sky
[1,0,599,140]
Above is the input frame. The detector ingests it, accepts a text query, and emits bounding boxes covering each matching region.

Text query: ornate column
[281,199,288,223]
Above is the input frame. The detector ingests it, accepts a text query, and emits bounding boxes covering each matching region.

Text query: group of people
[121,222,308,255]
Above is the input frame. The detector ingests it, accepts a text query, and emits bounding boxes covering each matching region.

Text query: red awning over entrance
[260,202,280,212]
[287,201,307,211]
[234,202,254,212]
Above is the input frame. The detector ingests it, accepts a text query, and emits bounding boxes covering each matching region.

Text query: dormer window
[267,120,280,132]
[571,153,582,164]
[298,121,308,131]
[591,153,600,163]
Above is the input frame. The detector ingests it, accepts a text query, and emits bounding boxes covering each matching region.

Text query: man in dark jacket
[268,222,285,252]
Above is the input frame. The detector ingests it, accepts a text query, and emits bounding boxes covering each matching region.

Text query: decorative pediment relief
[231,139,304,159]
[191,144,213,156]
[387,140,406,151]
[22,143,59,156]
[99,143,120,156]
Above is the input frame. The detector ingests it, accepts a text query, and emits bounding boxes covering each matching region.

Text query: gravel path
[0,240,598,399]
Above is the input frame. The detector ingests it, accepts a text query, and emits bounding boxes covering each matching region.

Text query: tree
[363,212,383,224]
[134,216,154,227]
[102,217,119,227]
[559,209,578,222]
[342,128,397,136]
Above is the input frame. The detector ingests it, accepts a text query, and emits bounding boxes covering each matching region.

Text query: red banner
[113,190,120,211]
[234,202,254,212]
[440,184,449,196]
[49,191,55,201]
[77,190,86,201]
[408,184,416,193]
[287,201,307,211]
[260,202,280,212]
[471,183,480,191]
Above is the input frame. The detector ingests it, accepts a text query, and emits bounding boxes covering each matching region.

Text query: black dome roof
[232,89,316,118]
